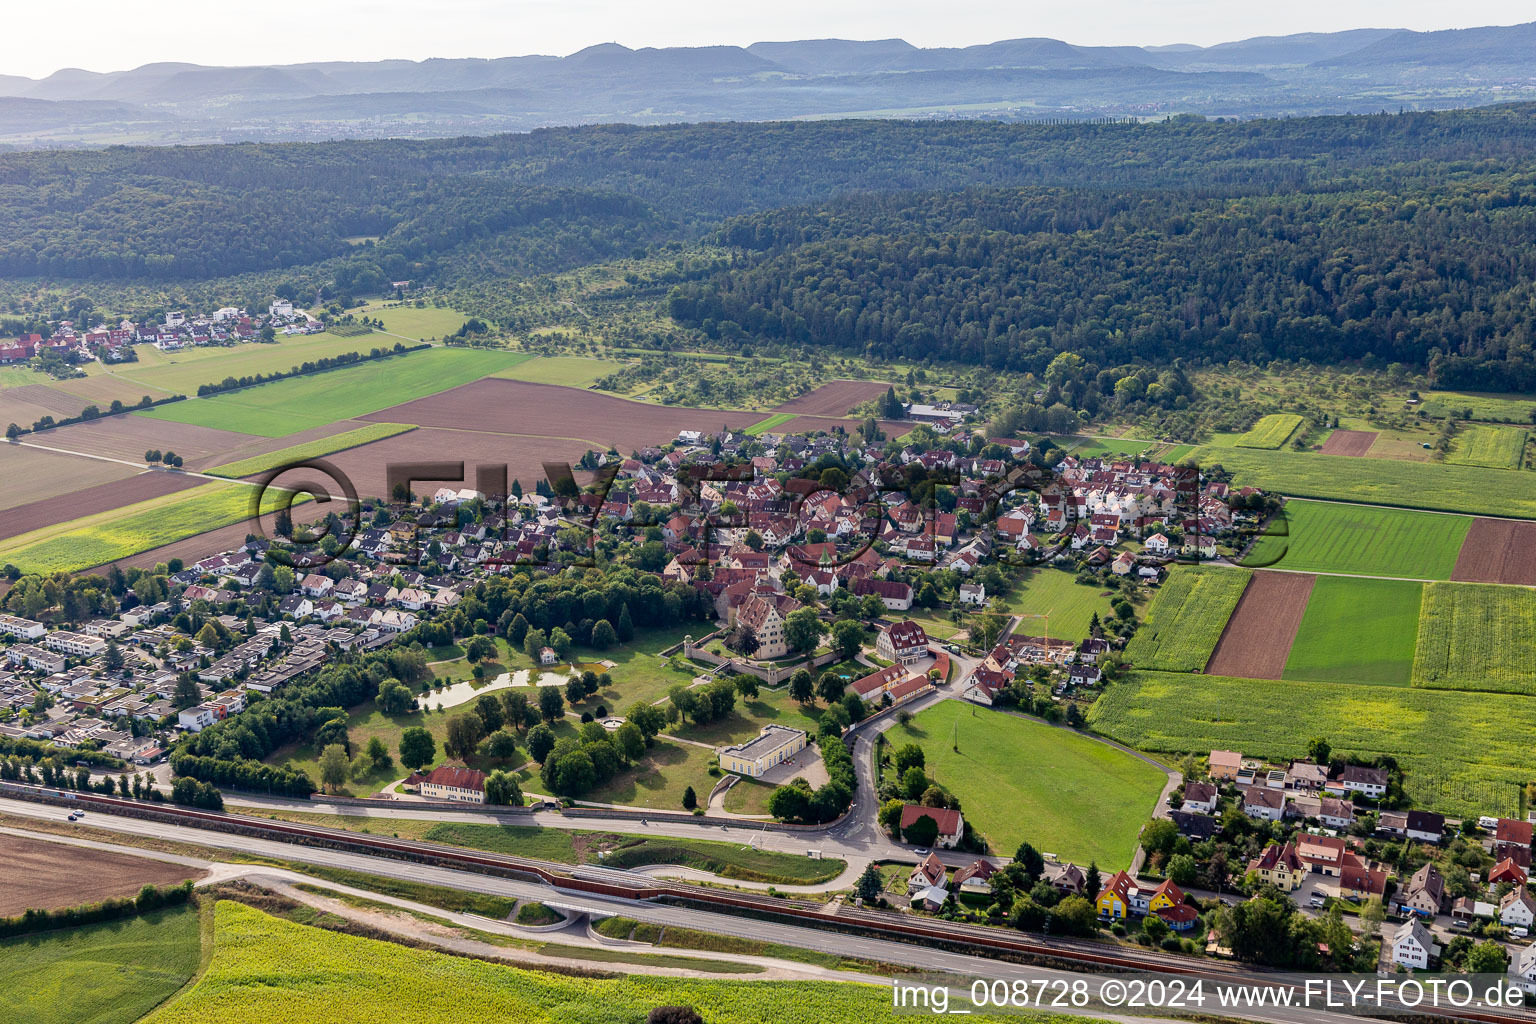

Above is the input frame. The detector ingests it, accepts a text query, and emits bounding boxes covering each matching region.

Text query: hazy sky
[8,0,1534,79]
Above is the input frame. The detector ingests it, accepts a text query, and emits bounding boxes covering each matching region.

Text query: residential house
[1095,870,1137,920]
[1394,864,1446,918]
[1378,810,1445,844]
[1209,750,1243,780]
[1181,781,1218,814]
[1390,919,1437,970]
[1169,810,1221,842]
[852,578,913,611]
[908,851,947,892]
[952,858,997,895]
[418,764,487,804]
[876,621,930,665]
[958,582,986,606]
[1042,862,1086,894]
[1328,765,1388,800]
[1286,762,1328,791]
[1318,797,1356,830]
[1242,786,1286,822]
[1489,858,1529,889]
[1501,889,1536,931]
[900,805,964,849]
[1510,941,1536,996]
[1295,833,1347,877]
[1337,854,1388,900]
[1247,842,1305,891]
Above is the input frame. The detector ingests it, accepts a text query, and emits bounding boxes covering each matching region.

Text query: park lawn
[579,737,718,811]
[148,902,1058,1024]
[1411,582,1536,696]
[1281,577,1422,686]
[996,566,1127,643]
[581,624,703,710]
[887,701,1166,869]
[1201,447,1536,518]
[744,412,797,435]
[113,332,401,395]
[1,904,201,1024]
[722,777,778,816]
[491,355,624,387]
[359,303,475,340]
[896,608,963,641]
[0,481,302,575]
[136,347,529,436]
[1245,499,1471,579]
[1123,565,1250,672]
[204,423,416,478]
[1235,413,1304,449]
[670,686,826,748]
[1446,425,1527,469]
[1088,670,1536,818]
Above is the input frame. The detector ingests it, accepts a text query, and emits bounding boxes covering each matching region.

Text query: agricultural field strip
[1235,413,1304,449]
[204,422,418,478]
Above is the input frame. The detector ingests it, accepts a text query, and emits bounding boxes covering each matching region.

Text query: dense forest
[4,106,1536,382]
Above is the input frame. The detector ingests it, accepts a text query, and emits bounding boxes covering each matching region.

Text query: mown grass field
[1446,425,1527,469]
[0,481,301,574]
[1281,577,1422,686]
[1064,435,1151,458]
[490,355,623,388]
[886,701,1165,868]
[136,348,530,436]
[1200,447,1536,518]
[1123,566,1250,672]
[1245,499,1470,579]
[204,423,415,478]
[1411,582,1536,695]
[358,304,473,340]
[1235,413,1304,449]
[144,902,1076,1024]
[996,566,1127,643]
[1088,670,1536,817]
[2,905,200,1024]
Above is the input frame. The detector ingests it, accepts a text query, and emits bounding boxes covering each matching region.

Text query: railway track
[8,784,1534,1024]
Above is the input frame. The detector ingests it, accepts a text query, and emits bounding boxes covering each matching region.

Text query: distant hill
[0,22,1533,147]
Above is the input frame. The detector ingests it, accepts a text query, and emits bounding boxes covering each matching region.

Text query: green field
[1446,425,1527,469]
[204,423,416,478]
[1411,582,1536,695]
[144,902,1076,1024]
[744,412,797,435]
[0,481,301,574]
[1122,566,1251,672]
[490,355,622,387]
[1,905,200,1024]
[1245,499,1471,580]
[996,567,1125,643]
[886,701,1166,868]
[113,332,397,395]
[1281,577,1423,686]
[359,304,473,340]
[1063,435,1151,458]
[1200,447,1536,518]
[1235,413,1304,449]
[137,348,529,436]
[1421,390,1536,424]
[1088,670,1536,817]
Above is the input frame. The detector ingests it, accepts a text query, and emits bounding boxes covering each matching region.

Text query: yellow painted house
[1246,841,1305,892]
[1096,871,1136,919]
[719,724,807,778]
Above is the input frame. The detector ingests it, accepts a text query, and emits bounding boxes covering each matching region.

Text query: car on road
[913,848,929,856]
[67,812,79,821]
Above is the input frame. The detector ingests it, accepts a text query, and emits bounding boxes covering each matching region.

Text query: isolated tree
[893,743,926,774]
[478,730,519,760]
[901,766,929,800]
[377,678,413,715]
[398,727,435,772]
[538,686,564,723]
[855,862,883,902]
[789,668,815,705]
[172,674,200,710]
[1014,841,1046,882]
[474,693,504,732]
[318,744,349,793]
[1307,737,1332,765]
[526,722,556,763]
[682,785,697,810]
[590,618,617,649]
[500,690,531,732]
[444,711,485,759]
[783,606,824,654]
[616,604,635,642]
[483,770,523,807]
[464,635,497,664]
[364,736,392,773]
[830,619,865,660]
[815,671,845,704]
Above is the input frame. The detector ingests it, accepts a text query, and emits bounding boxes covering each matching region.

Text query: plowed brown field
[1452,518,1536,586]
[1204,571,1317,679]
[772,380,891,417]
[0,834,203,914]
[1319,430,1377,456]
[0,471,203,541]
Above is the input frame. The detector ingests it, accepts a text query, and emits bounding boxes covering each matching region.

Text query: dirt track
[0,471,204,541]
[0,833,203,914]
[1319,430,1378,456]
[1452,518,1536,586]
[1204,571,1316,679]
[771,380,891,417]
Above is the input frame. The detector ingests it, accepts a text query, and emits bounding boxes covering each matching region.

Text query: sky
[6,0,1534,79]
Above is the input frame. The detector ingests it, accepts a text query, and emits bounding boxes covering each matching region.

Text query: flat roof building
[719,724,807,778]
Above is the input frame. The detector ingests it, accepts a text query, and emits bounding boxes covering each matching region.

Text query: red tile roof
[900,804,962,837]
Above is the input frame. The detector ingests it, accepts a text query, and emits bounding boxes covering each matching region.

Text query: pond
[422,668,570,711]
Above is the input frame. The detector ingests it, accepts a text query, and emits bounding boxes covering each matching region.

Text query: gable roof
[900,804,962,837]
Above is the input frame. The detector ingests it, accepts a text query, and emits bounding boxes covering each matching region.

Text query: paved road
[0,799,1397,1024]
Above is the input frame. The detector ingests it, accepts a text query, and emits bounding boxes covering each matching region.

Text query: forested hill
[4,106,1536,384]
[669,174,1536,389]
[3,107,1536,282]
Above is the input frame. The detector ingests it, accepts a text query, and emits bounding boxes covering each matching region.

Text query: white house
[1243,787,1286,822]
[958,582,986,606]
[177,705,216,732]
[1143,532,1171,555]
[877,620,930,664]
[1390,919,1436,970]
[1510,941,1536,995]
[1501,889,1536,930]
